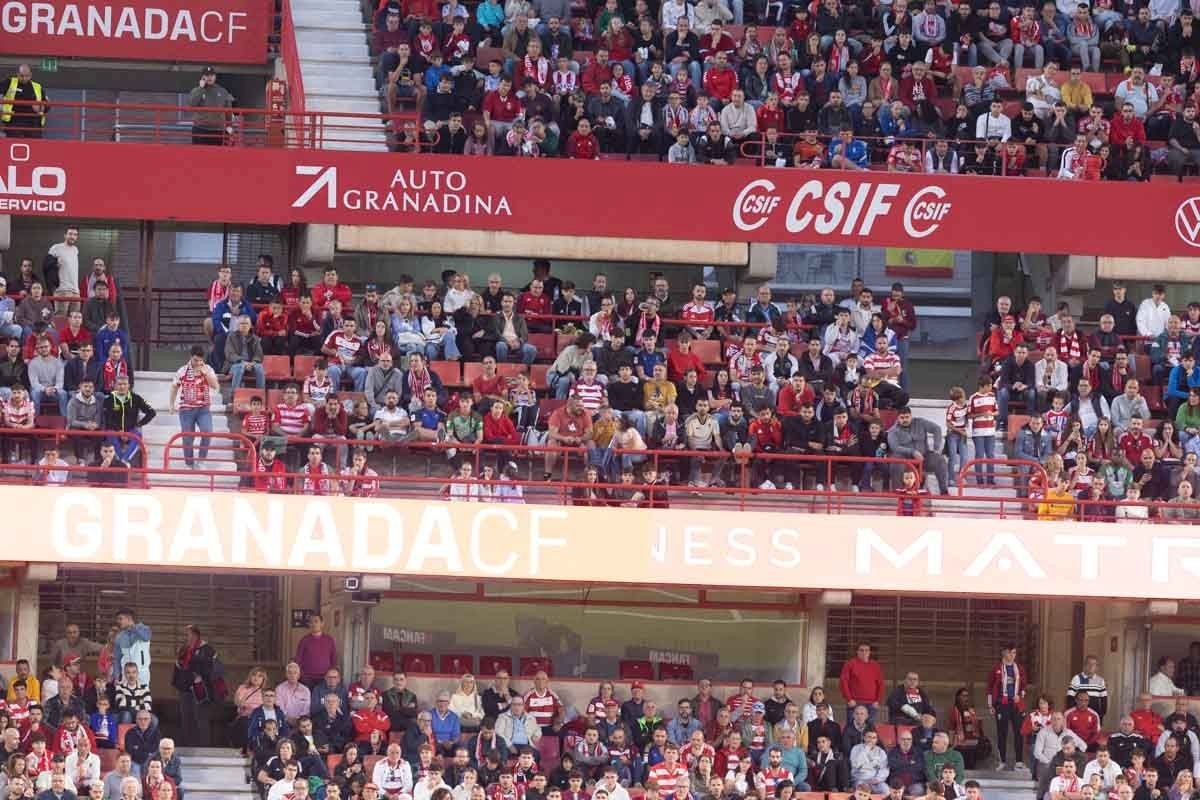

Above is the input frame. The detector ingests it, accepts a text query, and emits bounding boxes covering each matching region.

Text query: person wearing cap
[187,67,234,146]
[1138,284,1172,339]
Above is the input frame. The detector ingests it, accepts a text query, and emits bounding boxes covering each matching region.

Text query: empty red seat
[528,333,556,361]
[292,355,318,380]
[875,724,897,748]
[658,663,694,680]
[1144,384,1165,412]
[369,651,395,673]
[536,734,561,766]
[117,723,133,752]
[529,364,550,389]
[520,656,553,676]
[441,654,474,675]
[619,659,654,679]
[478,655,513,676]
[431,360,463,387]
[402,652,435,673]
[263,355,292,381]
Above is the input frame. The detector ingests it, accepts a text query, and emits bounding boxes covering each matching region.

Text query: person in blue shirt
[112,608,151,683]
[431,691,463,757]
[93,312,130,373]
[828,126,869,169]
[424,51,452,93]
[634,334,664,381]
[666,699,702,746]
[210,284,257,372]
[1167,351,1200,419]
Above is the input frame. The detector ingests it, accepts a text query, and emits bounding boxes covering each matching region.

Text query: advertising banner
[22,484,1200,601]
[0,0,269,63]
[3,139,1200,257]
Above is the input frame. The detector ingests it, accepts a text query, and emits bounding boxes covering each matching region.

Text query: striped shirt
[945,402,968,433]
[968,391,998,436]
[274,402,312,435]
[173,365,212,410]
[570,380,607,413]
[863,351,902,376]
[524,689,559,728]
[646,761,688,793]
[242,412,270,438]
[756,767,793,799]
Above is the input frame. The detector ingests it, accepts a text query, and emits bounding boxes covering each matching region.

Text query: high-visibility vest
[1,78,45,125]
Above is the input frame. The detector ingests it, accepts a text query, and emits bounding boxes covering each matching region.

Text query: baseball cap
[752,701,766,713]
[64,655,81,667]
[365,783,380,790]
[604,699,619,708]
[721,286,735,296]
[365,283,378,292]
[202,66,216,75]
[631,680,645,690]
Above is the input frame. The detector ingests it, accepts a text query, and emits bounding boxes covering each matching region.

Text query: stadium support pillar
[297,223,336,266]
[804,603,828,687]
[1099,256,1200,282]
[0,215,10,252]
[745,243,778,283]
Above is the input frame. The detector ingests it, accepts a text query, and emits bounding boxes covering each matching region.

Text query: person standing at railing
[1,64,46,139]
[187,67,234,146]
[168,346,219,469]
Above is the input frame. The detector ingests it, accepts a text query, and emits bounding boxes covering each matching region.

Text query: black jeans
[995,702,1024,765]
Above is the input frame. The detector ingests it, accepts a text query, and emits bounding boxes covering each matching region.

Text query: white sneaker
[1015,762,1027,770]
[816,482,825,492]
[759,480,776,490]
[784,482,794,490]
[851,485,860,493]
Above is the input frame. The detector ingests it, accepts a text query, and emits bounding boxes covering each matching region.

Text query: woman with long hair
[281,268,308,310]
[949,688,988,769]
[450,674,484,731]
[232,667,268,750]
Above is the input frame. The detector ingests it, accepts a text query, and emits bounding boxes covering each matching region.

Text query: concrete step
[297,41,371,61]
[292,9,367,30]
[181,755,250,768]
[305,95,384,114]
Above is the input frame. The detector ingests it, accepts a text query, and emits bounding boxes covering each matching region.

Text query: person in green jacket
[1177,387,1200,450]
[924,731,966,785]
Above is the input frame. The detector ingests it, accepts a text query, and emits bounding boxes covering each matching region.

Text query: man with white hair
[276,663,312,727]
[373,742,413,799]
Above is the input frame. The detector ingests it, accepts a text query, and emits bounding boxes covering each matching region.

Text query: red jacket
[898,76,935,109]
[351,708,391,741]
[1131,708,1163,741]
[1065,707,1101,745]
[666,350,707,383]
[702,66,738,102]
[1109,114,1147,147]
[566,131,599,159]
[256,311,290,339]
[483,89,523,122]
[310,283,353,315]
[839,657,884,705]
[483,412,519,445]
[580,61,614,96]
[987,660,1027,707]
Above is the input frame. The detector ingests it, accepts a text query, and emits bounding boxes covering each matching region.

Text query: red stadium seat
[877,409,898,431]
[431,360,463,387]
[263,355,292,382]
[536,734,561,766]
[686,338,721,365]
[462,362,486,387]
[1144,384,1165,413]
[530,364,551,389]
[478,655,513,676]
[529,334,556,361]
[403,653,435,673]
[441,654,474,675]
[520,656,553,676]
[292,355,318,381]
[875,724,897,748]
[369,651,395,673]
[326,754,344,774]
[796,793,828,800]
[658,663,694,681]
[99,748,120,773]
[117,723,133,752]
[496,363,526,380]
[618,659,654,679]
[364,755,383,776]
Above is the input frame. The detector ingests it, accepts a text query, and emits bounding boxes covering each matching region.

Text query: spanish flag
[884,248,954,279]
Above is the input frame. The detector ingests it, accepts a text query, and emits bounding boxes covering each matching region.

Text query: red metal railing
[3,98,417,151]
[279,0,307,141]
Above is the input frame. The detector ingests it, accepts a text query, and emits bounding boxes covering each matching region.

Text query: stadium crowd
[2,230,1200,518]
[17,620,1200,800]
[359,0,1200,177]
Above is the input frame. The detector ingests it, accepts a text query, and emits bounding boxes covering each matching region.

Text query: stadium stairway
[175,747,256,799]
[132,372,240,488]
[967,767,1038,800]
[290,0,390,151]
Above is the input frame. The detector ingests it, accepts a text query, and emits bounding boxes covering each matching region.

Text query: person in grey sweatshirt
[667,130,696,163]
[364,351,405,413]
[67,378,102,462]
[886,406,949,493]
[27,336,67,416]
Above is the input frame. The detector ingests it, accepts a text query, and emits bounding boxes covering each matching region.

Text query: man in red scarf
[987,643,1027,771]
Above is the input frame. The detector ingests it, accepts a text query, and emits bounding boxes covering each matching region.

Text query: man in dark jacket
[997,343,1036,424]
[124,708,161,767]
[312,692,352,753]
[810,731,849,791]
[101,374,156,466]
[0,336,28,398]
[887,731,926,794]
[886,672,935,725]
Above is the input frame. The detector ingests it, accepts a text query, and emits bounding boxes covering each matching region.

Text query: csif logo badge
[292,165,337,208]
[0,143,67,212]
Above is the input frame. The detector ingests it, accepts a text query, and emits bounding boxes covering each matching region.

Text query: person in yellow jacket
[1037,475,1077,521]
[1,64,46,138]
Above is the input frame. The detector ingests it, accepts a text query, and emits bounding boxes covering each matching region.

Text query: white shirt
[1082,759,1121,790]
[1137,298,1171,338]
[1149,671,1184,696]
[1035,358,1069,392]
[267,780,299,800]
[38,457,69,485]
[443,288,475,314]
[1026,74,1062,116]
[976,112,1012,141]
[1049,775,1082,797]
[374,758,414,794]
[1058,147,1085,179]
[47,242,80,294]
[65,751,100,789]
[415,779,451,800]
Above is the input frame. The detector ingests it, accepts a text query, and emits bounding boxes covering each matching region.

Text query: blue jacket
[1167,364,1200,402]
[827,139,869,168]
[93,327,130,364]
[667,717,702,746]
[431,709,462,743]
[1015,424,1054,463]
[476,0,504,27]
[112,622,151,681]
[212,298,257,336]
[248,706,291,746]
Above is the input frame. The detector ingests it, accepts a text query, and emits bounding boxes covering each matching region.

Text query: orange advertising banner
[25,485,1199,600]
